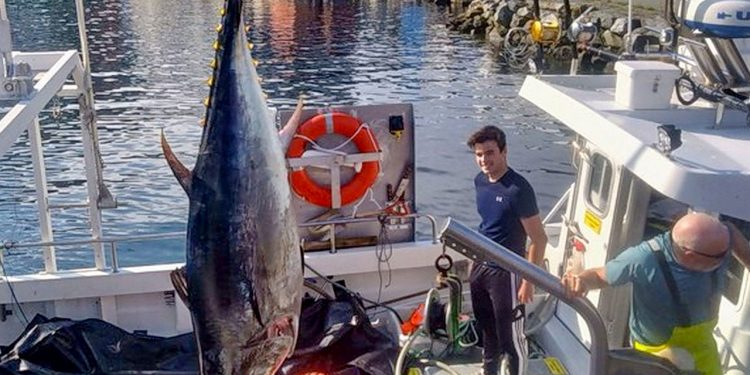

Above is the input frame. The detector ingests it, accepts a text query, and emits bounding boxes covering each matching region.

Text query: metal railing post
[109,242,119,273]
[542,185,572,225]
[70,61,106,270]
[29,117,56,272]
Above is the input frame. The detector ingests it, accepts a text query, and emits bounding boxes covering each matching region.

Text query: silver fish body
[162,0,302,373]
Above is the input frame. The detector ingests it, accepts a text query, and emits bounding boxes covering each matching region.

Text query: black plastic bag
[0,293,397,375]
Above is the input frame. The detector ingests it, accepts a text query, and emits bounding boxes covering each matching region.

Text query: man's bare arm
[562,267,609,298]
[520,214,548,267]
[517,214,548,303]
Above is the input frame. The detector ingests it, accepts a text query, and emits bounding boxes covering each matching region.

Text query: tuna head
[160,0,302,373]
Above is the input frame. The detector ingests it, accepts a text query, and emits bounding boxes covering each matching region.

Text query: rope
[375,215,394,304]
[351,187,382,218]
[0,194,29,325]
[457,318,479,347]
[292,122,375,154]
[0,249,29,325]
[502,27,539,72]
[303,262,403,324]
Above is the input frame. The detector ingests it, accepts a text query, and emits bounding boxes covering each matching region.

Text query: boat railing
[298,213,439,253]
[440,217,608,374]
[0,0,116,276]
[2,213,440,274]
[2,231,184,274]
[542,184,572,226]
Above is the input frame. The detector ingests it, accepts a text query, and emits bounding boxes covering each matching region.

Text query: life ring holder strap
[286,112,382,208]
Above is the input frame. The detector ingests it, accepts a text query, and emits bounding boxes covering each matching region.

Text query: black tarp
[0,294,397,374]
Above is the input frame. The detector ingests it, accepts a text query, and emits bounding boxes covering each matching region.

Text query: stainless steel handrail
[439,218,608,375]
[3,232,185,273]
[3,231,185,249]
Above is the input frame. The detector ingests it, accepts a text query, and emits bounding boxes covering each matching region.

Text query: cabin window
[586,153,613,214]
[724,255,743,305]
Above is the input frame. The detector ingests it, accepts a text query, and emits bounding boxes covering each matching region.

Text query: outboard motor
[668,0,750,125]
[680,0,750,38]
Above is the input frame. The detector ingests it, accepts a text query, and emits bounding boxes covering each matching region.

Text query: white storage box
[614,60,681,110]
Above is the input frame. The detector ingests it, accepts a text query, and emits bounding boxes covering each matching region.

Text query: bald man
[562,212,750,375]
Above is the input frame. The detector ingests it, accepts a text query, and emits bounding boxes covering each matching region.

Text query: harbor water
[0,0,574,274]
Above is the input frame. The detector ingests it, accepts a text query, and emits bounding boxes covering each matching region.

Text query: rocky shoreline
[441,0,670,72]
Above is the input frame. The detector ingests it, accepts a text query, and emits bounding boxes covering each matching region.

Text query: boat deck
[406,335,565,374]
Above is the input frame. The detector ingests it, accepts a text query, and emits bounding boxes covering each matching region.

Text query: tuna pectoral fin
[278,96,304,150]
[160,130,192,194]
[169,266,190,310]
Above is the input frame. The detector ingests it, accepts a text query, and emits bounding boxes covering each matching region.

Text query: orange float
[286,112,380,207]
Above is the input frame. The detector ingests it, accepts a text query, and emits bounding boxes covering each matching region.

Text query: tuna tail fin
[160,130,192,195]
[278,96,304,150]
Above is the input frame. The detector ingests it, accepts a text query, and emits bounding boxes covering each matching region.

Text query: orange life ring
[286,112,380,207]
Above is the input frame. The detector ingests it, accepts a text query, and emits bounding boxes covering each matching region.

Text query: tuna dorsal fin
[278,96,304,150]
[160,130,192,195]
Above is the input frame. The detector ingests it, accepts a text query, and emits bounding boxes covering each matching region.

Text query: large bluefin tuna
[160,0,303,373]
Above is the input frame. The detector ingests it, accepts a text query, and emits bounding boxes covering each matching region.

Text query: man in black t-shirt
[466,126,548,375]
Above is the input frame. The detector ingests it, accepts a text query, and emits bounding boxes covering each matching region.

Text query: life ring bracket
[285,112,382,209]
[286,151,382,170]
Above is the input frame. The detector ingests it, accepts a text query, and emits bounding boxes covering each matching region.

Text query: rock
[459,18,474,33]
[517,5,530,17]
[495,3,514,28]
[570,5,591,19]
[510,6,533,28]
[554,3,570,25]
[440,0,665,72]
[487,26,505,48]
[467,0,485,16]
[446,15,462,30]
[600,29,623,49]
[588,9,615,30]
[610,17,642,36]
[555,3,567,14]
[483,0,499,12]
[483,9,493,20]
[473,14,489,32]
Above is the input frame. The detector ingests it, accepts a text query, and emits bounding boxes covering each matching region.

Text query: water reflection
[0,0,573,274]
